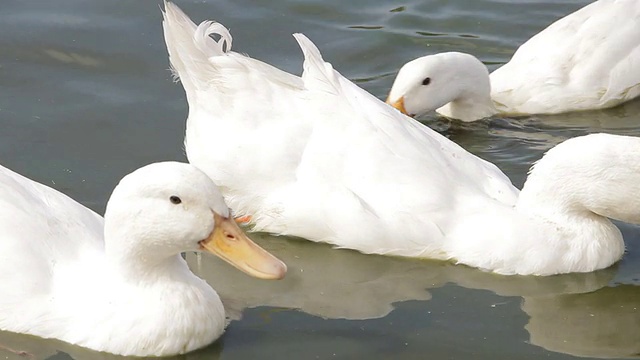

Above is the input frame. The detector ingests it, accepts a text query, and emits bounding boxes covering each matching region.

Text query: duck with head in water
[162,1,639,276]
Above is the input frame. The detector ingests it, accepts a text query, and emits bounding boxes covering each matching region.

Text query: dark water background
[0,0,638,359]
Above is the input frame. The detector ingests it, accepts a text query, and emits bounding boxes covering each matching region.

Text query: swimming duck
[162,2,638,276]
[0,161,286,356]
[386,0,640,121]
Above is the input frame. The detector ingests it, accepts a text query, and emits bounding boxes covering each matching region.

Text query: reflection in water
[525,286,640,359]
[188,235,439,321]
[188,234,619,321]
[0,230,636,359]
[1,0,639,358]
[415,31,447,37]
[349,25,384,30]
[0,329,224,360]
[189,234,639,358]
[43,49,103,68]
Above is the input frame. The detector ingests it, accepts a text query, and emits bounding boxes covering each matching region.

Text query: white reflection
[524,286,640,358]
[190,233,639,358]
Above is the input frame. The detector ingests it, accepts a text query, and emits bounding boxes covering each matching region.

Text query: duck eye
[169,196,182,205]
[422,77,431,86]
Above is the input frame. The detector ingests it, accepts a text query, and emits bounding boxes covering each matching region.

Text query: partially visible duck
[0,161,286,356]
[163,2,638,276]
[386,0,640,121]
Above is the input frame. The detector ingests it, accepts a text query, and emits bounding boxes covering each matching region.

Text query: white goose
[0,161,286,356]
[386,0,640,121]
[163,2,639,275]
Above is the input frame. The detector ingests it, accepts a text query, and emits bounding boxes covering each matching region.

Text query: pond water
[0,0,638,359]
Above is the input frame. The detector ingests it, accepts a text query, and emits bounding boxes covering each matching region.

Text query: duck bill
[386,96,409,116]
[199,212,287,280]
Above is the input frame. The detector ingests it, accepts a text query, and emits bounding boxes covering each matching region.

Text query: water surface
[0,0,638,359]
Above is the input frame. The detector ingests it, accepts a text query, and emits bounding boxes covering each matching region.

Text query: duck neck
[515,180,625,274]
[511,134,640,272]
[90,227,225,356]
[107,251,194,285]
[516,182,624,239]
[102,209,195,284]
[517,134,640,226]
[436,91,497,122]
[77,253,224,357]
[435,54,497,122]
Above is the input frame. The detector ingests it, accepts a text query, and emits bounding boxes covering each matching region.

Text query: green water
[0,0,638,359]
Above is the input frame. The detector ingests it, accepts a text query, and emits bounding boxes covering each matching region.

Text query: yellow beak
[199,212,287,280]
[386,96,409,116]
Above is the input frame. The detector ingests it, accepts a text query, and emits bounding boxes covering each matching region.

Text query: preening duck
[163,2,638,275]
[386,0,640,121]
[0,161,285,356]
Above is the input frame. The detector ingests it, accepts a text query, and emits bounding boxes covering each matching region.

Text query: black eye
[169,196,182,205]
[422,77,431,86]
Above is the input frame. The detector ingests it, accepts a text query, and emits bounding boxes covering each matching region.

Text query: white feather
[0,161,282,356]
[387,0,640,121]
[163,2,638,275]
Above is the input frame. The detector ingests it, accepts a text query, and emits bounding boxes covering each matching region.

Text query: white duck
[386,0,640,121]
[163,2,639,275]
[0,161,286,357]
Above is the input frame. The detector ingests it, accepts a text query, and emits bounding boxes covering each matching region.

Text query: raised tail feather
[293,33,341,95]
[161,1,233,94]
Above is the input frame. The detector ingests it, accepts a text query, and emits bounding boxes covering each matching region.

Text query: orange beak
[386,96,409,116]
[199,212,287,280]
